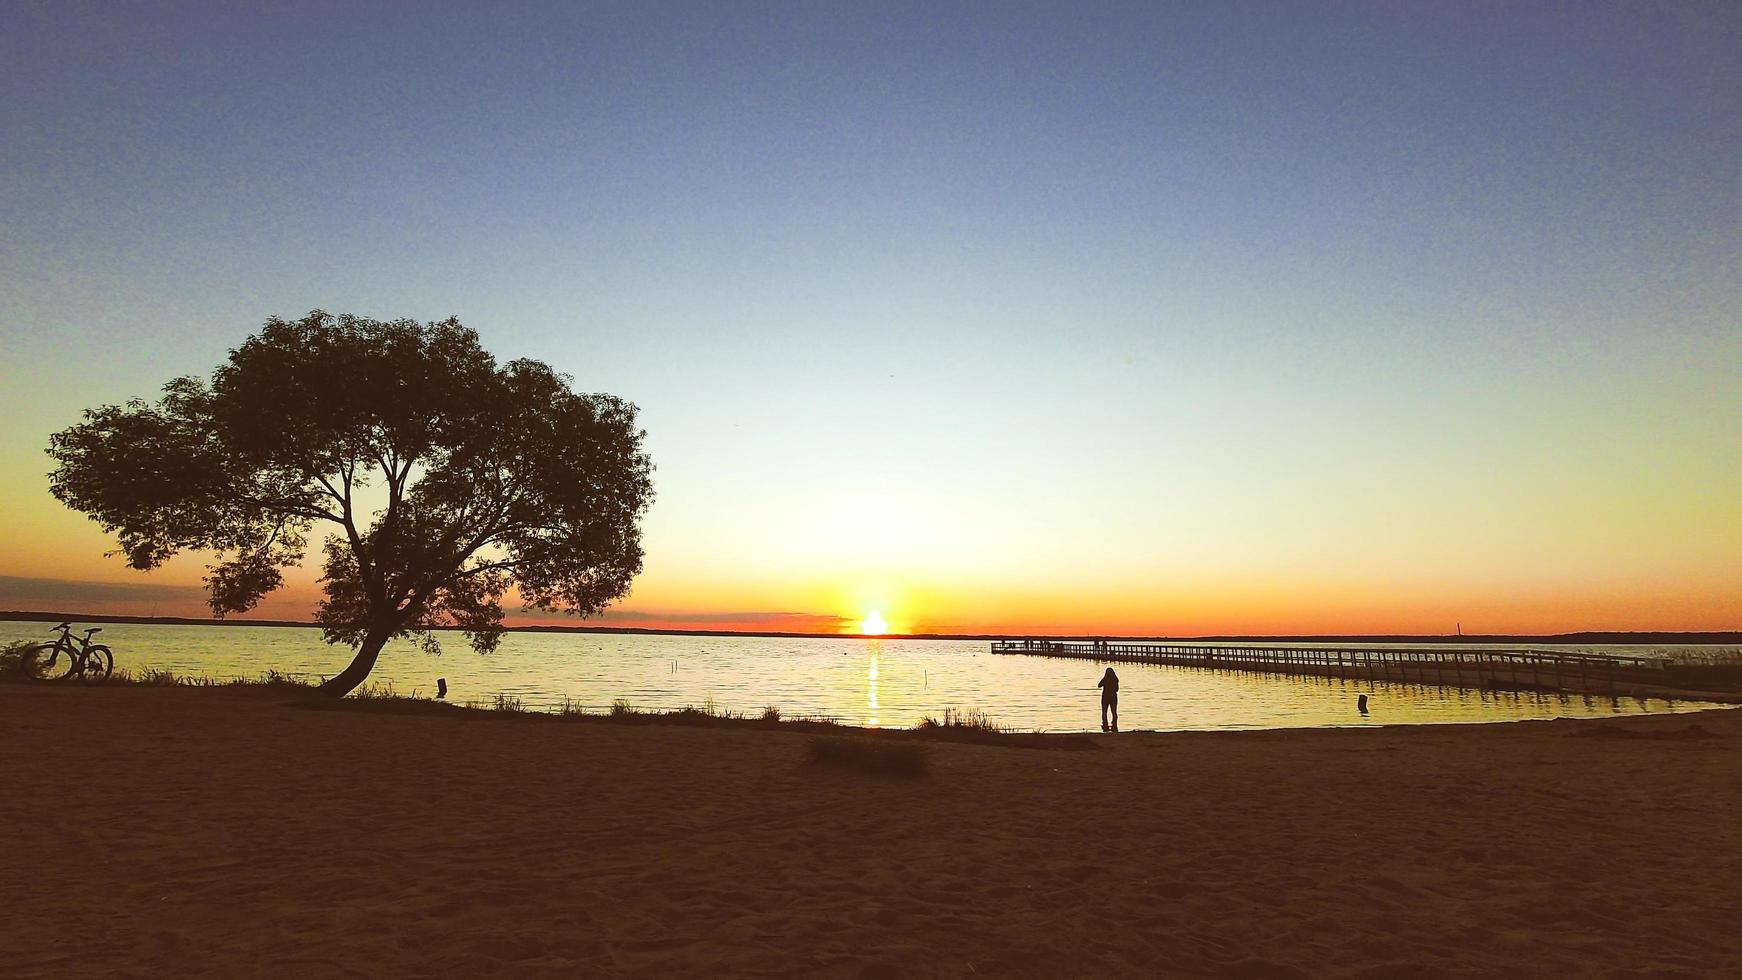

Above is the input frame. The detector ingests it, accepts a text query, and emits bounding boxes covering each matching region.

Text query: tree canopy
[48,312,654,695]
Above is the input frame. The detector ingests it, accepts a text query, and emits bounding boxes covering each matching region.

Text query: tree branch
[311,474,347,506]
[330,456,383,604]
[239,492,340,525]
[453,558,520,579]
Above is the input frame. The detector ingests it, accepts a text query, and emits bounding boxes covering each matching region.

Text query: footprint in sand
[474,936,548,963]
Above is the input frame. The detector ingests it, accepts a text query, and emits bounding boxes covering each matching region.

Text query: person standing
[1097,667,1120,732]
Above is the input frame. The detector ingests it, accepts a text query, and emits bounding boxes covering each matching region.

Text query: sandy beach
[3,684,1738,979]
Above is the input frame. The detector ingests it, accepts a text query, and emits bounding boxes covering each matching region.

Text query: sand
[3,685,1739,979]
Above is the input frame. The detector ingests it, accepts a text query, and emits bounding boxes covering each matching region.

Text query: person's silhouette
[1097,667,1120,732]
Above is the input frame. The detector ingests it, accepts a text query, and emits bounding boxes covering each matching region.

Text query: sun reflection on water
[865,640,880,726]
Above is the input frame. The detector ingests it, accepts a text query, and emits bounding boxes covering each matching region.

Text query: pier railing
[989,639,1673,695]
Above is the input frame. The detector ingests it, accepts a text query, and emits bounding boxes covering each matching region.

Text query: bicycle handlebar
[54,622,71,631]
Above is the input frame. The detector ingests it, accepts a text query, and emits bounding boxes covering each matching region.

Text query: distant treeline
[2,610,1738,645]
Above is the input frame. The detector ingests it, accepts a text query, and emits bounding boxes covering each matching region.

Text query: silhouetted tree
[47,312,654,696]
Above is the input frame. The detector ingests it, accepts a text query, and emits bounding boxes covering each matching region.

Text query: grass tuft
[258,669,302,688]
[350,679,401,700]
[912,706,1096,750]
[917,706,1000,732]
[126,666,185,687]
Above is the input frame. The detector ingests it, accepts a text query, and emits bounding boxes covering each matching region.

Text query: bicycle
[28,622,114,685]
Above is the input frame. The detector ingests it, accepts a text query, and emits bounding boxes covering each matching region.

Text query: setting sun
[859,610,888,635]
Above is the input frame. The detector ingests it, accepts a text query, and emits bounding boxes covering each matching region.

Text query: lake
[2,620,1728,732]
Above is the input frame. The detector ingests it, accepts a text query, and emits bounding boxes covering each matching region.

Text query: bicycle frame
[47,623,94,659]
[40,623,105,677]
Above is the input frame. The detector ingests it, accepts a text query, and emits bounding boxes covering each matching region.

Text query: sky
[2,2,1738,635]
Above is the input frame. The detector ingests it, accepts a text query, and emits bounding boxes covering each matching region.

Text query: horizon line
[2,610,1738,645]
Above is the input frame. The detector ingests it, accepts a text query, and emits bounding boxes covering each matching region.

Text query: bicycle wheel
[79,646,114,685]
[28,643,76,681]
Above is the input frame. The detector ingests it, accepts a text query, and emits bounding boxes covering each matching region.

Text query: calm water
[2,620,1728,732]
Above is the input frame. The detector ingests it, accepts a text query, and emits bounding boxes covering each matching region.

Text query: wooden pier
[990,639,1675,696]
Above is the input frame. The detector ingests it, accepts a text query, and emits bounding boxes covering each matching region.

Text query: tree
[47,312,655,696]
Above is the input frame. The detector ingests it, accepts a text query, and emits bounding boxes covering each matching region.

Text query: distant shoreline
[2,609,1737,645]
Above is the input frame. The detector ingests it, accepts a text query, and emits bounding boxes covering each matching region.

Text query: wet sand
[3,684,1738,978]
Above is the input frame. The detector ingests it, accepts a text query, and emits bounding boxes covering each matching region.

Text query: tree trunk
[316,623,394,697]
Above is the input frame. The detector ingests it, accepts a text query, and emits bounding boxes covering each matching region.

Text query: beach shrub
[0,641,44,680]
[46,311,655,698]
[808,737,928,777]
[760,705,781,723]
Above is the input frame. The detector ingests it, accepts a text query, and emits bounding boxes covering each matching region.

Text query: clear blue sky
[3,2,1738,632]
